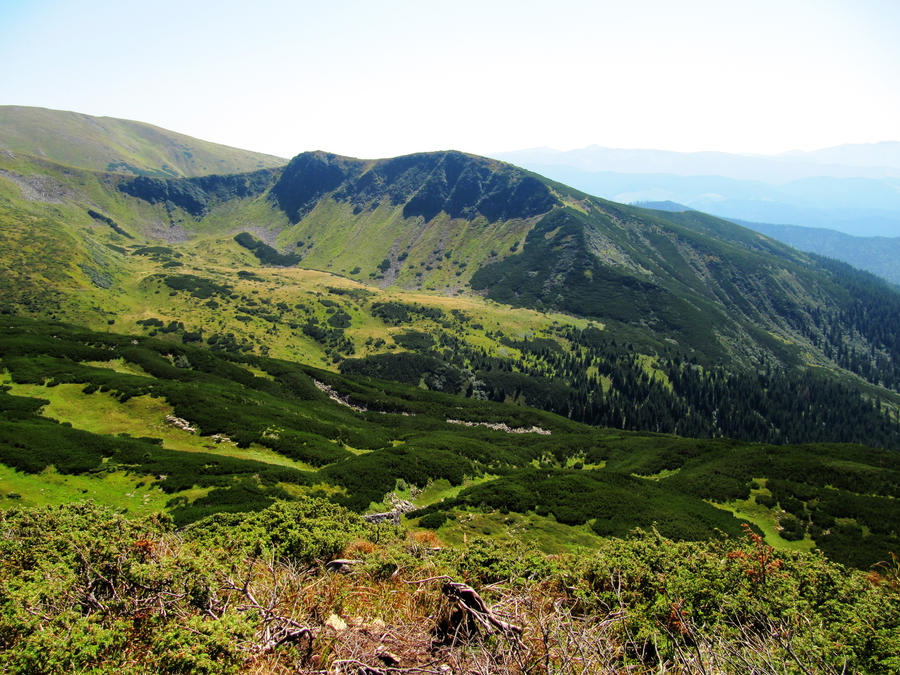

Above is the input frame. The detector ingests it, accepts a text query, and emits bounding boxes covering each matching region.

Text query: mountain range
[0,105,898,569]
[493,144,900,237]
[634,201,900,287]
[1,108,896,382]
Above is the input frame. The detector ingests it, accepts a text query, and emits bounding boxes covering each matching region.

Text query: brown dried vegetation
[2,502,898,674]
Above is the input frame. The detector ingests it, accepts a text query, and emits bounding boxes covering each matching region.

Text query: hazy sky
[2,0,898,159]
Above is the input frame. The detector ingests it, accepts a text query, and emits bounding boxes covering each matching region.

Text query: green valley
[1,106,899,674]
[1,107,898,538]
[1,315,898,568]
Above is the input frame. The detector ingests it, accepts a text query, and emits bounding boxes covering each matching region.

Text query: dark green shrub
[418,511,450,529]
[778,512,805,541]
[755,493,777,508]
[234,233,301,267]
[184,497,367,563]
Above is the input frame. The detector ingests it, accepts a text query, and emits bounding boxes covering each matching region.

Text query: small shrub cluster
[233,232,301,267]
[87,209,133,238]
[370,300,445,325]
[162,274,232,299]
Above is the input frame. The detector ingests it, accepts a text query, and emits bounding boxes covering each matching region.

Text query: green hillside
[1,315,898,570]
[0,107,897,537]
[1,109,899,673]
[1,132,898,451]
[0,106,286,177]
[107,148,900,383]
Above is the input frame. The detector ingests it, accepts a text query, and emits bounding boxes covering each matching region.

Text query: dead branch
[441,581,523,637]
[326,558,364,574]
[223,559,314,656]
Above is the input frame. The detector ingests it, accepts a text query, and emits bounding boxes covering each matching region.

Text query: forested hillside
[1,316,897,569]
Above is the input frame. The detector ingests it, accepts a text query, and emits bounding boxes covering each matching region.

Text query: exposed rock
[446,419,551,435]
[325,613,348,631]
[325,559,363,574]
[363,511,401,525]
[363,492,417,524]
[0,168,78,203]
[314,380,367,412]
[387,493,416,513]
[164,414,197,434]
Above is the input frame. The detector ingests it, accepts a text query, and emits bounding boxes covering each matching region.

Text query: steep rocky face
[271,152,365,221]
[118,169,279,217]
[271,150,558,223]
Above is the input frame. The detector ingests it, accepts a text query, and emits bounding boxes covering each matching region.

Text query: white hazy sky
[2,0,898,159]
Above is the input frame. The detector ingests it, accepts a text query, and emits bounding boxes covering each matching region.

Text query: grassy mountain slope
[256,151,900,386]
[1,315,898,569]
[1,139,898,448]
[0,110,897,444]
[0,106,285,177]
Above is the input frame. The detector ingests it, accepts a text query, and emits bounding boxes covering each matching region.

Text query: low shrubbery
[417,467,748,541]
[1,315,898,566]
[233,232,301,267]
[1,501,897,674]
[370,300,445,325]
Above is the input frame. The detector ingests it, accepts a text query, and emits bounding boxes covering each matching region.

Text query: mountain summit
[0,108,897,444]
[272,150,556,223]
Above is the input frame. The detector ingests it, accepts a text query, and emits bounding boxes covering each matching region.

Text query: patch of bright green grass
[564,456,605,470]
[412,475,499,508]
[0,464,170,516]
[83,358,156,377]
[713,496,815,553]
[433,509,601,554]
[4,381,317,472]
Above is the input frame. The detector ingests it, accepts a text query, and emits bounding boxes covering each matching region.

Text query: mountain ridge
[3,133,897,383]
[0,109,897,453]
[0,105,286,177]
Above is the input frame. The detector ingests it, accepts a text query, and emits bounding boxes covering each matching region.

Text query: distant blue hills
[631,201,900,287]
[495,144,900,285]
[494,143,900,238]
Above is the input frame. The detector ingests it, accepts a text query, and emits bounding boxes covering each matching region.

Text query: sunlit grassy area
[2,378,317,472]
[714,496,816,553]
[0,464,170,515]
[429,509,602,554]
